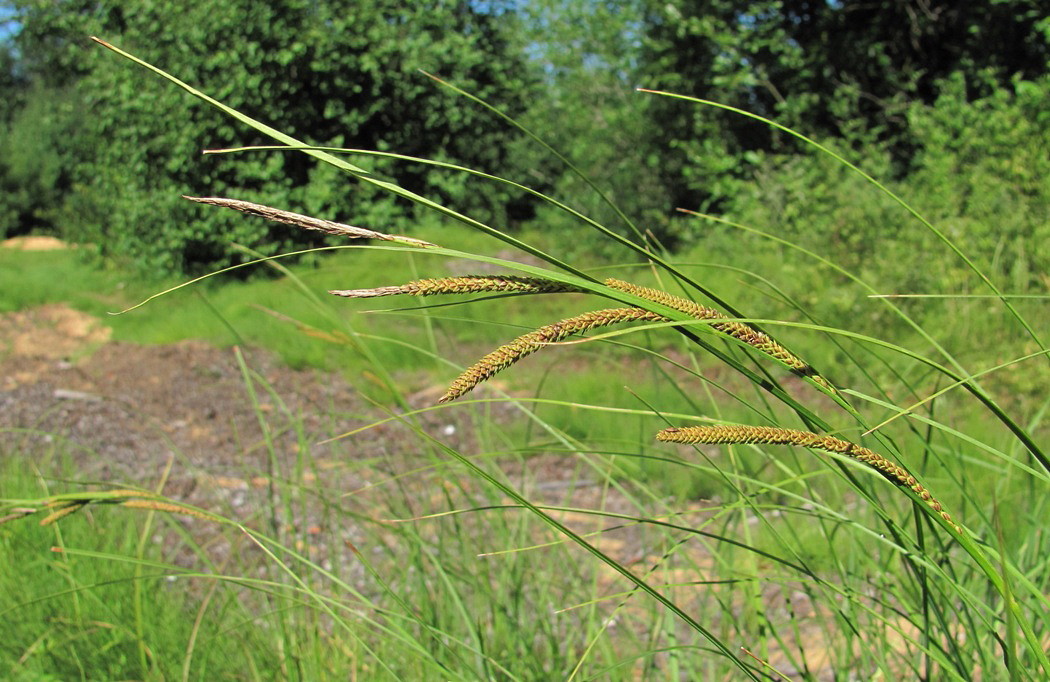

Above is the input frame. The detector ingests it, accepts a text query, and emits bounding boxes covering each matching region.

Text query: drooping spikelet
[39,503,86,526]
[604,278,833,391]
[440,307,666,403]
[16,490,220,526]
[657,424,961,533]
[121,498,221,521]
[330,275,581,299]
[184,196,436,248]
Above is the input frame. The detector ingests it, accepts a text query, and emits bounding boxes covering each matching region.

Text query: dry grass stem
[657,424,961,532]
[330,275,581,299]
[183,196,436,248]
[440,307,665,403]
[605,278,833,390]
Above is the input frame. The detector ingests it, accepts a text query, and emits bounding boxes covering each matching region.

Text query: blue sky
[0,5,18,43]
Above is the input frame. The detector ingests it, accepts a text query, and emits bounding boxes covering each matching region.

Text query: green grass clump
[0,456,268,680]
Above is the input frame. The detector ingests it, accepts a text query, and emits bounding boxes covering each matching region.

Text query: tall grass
[1,37,1046,679]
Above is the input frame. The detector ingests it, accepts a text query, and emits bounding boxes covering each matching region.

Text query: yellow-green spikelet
[657,424,960,532]
[331,275,580,299]
[440,307,665,403]
[605,278,833,391]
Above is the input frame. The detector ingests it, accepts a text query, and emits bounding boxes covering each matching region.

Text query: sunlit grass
[1,37,1047,680]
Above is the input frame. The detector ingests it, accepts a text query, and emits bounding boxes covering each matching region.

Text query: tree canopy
[2,0,533,272]
[1,0,1047,274]
[641,0,1050,212]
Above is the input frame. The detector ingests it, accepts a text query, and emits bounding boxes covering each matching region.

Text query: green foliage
[641,0,1050,212]
[906,73,1050,288]
[0,458,266,680]
[0,41,23,120]
[0,86,83,237]
[723,72,1050,307]
[505,1,675,250]
[5,0,533,273]
[4,0,1050,269]
[640,0,795,213]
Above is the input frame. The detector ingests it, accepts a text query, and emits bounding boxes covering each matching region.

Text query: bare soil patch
[0,304,475,505]
[1,236,71,251]
[0,303,847,677]
[0,303,502,570]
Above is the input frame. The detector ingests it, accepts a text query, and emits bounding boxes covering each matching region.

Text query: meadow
[1,42,1049,682]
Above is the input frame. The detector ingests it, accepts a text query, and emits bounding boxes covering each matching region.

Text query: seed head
[441,307,665,403]
[657,424,961,533]
[605,278,833,391]
[331,275,580,299]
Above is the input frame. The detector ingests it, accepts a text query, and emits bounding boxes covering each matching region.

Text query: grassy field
[2,50,1049,678]
[3,211,1049,679]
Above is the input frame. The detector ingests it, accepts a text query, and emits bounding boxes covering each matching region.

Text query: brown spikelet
[330,275,580,299]
[121,499,220,521]
[183,196,436,248]
[440,307,665,403]
[604,278,833,391]
[39,503,85,526]
[657,424,961,533]
[94,489,164,500]
[0,508,37,525]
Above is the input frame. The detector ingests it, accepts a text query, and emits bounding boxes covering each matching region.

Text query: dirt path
[0,303,848,678]
[0,303,613,525]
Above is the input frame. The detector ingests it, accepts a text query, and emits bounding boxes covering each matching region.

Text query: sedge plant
[3,36,1046,680]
